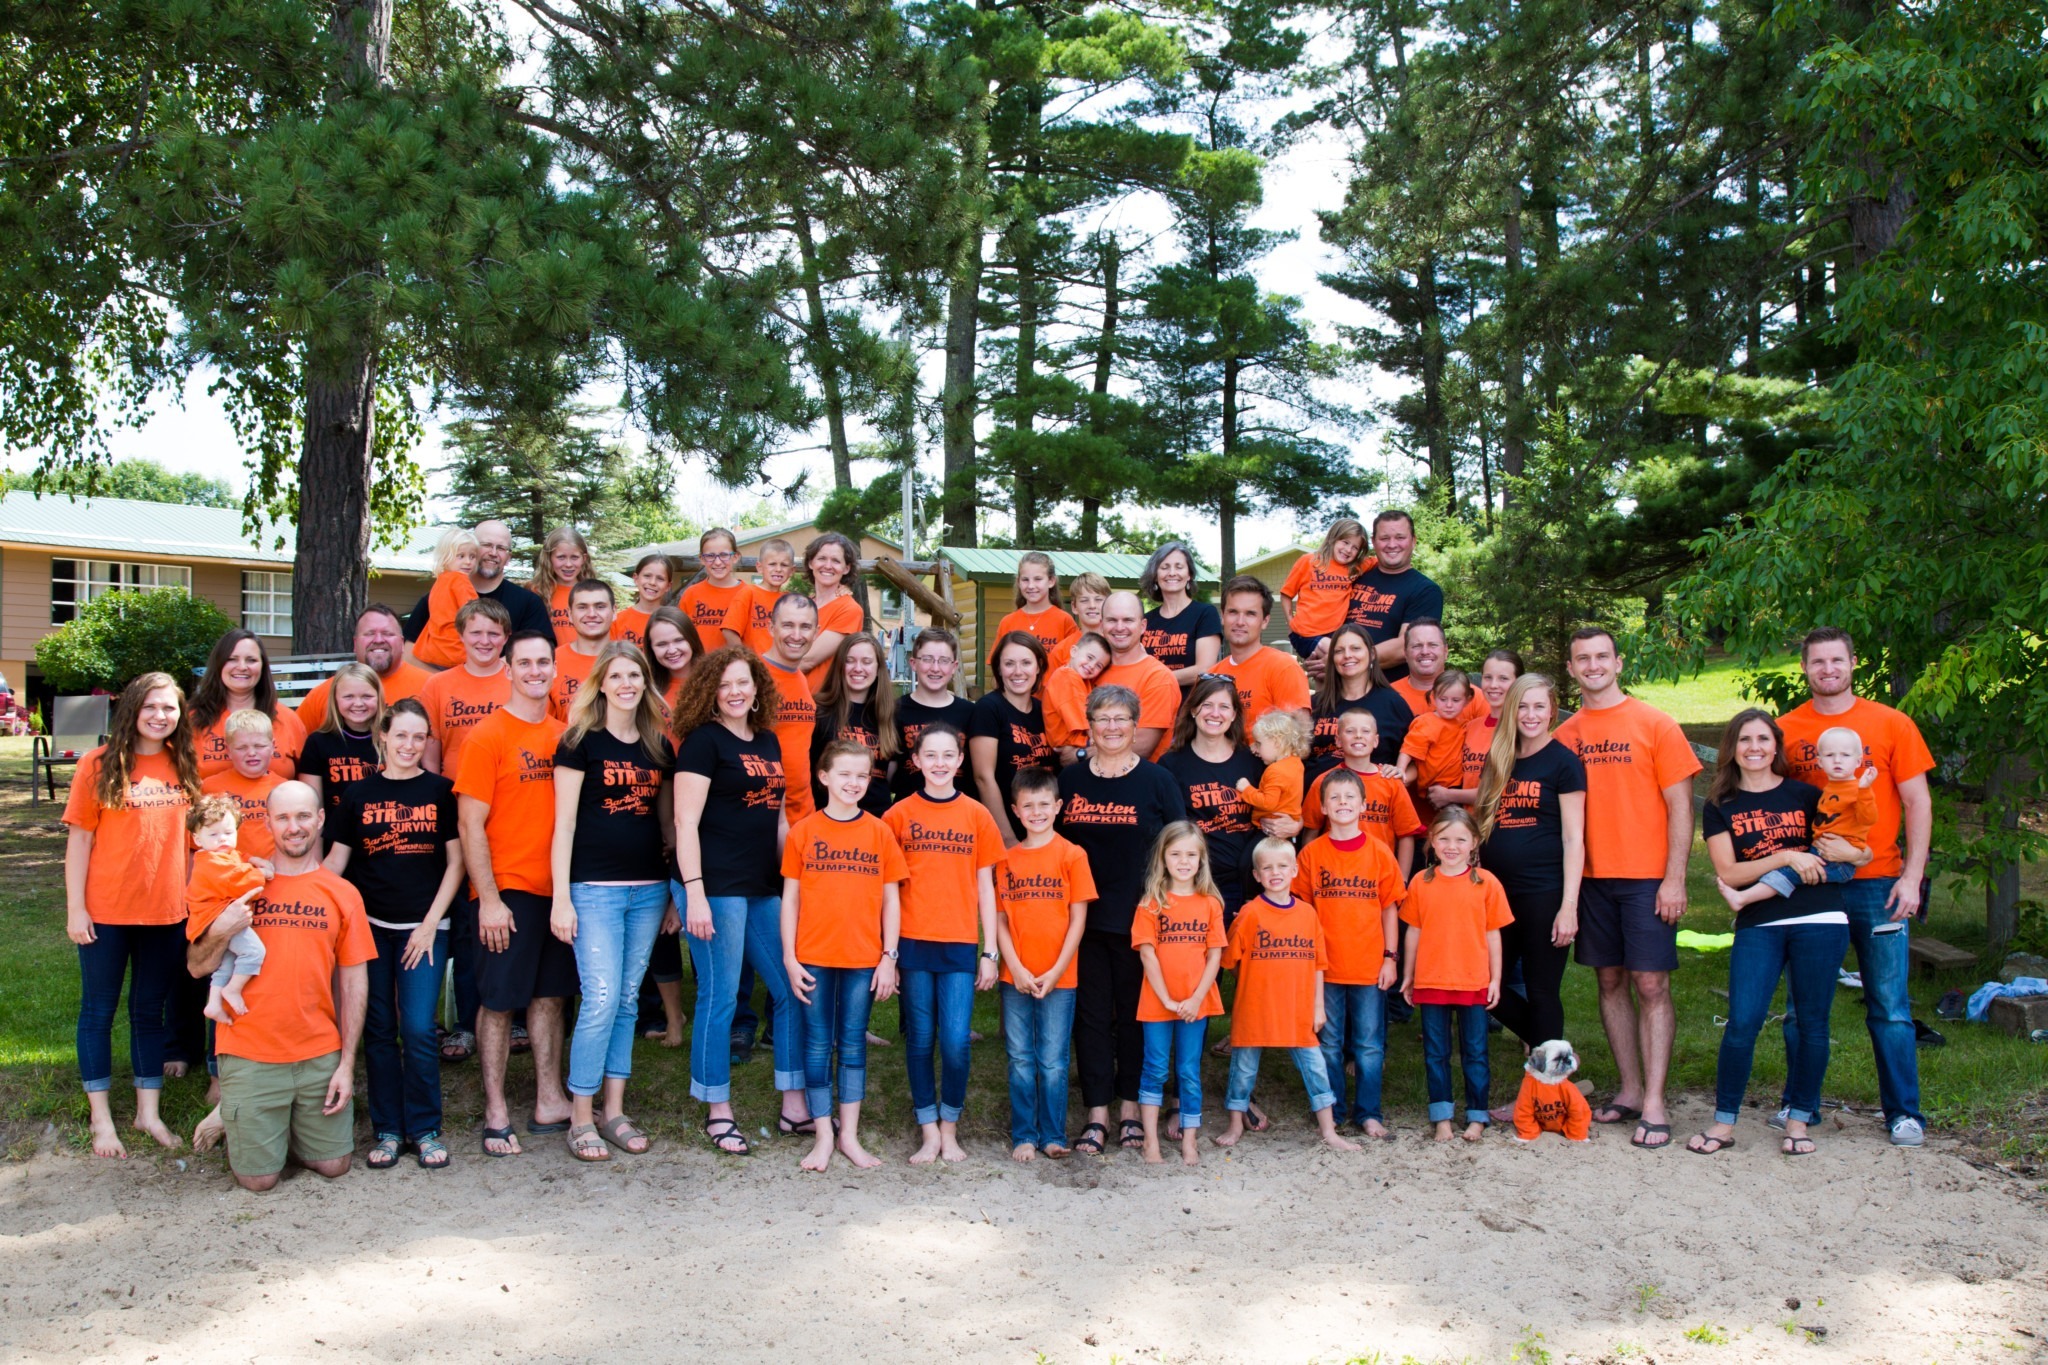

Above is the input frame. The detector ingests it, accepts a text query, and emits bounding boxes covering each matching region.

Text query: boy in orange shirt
[1236,709,1308,822]
[1399,808,1515,1142]
[1302,711,1422,874]
[1720,725,1880,912]
[200,710,285,860]
[720,537,796,655]
[1293,768,1405,1138]
[993,765,1096,1161]
[1044,632,1110,754]
[780,740,908,1173]
[1132,822,1226,1166]
[1397,669,1475,817]
[185,794,271,1025]
[1214,838,1361,1152]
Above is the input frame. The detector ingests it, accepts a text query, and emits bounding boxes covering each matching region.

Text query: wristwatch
[881,948,899,961]
[980,951,1000,963]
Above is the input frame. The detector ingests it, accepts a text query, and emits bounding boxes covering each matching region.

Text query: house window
[242,571,293,637]
[49,559,193,624]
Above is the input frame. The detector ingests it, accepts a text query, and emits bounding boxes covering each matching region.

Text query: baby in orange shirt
[1236,709,1308,821]
[1044,633,1110,753]
[1397,669,1474,809]
[185,794,272,1025]
[413,528,481,668]
[1721,725,1879,912]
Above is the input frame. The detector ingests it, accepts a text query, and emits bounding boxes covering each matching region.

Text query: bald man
[188,782,374,1191]
[1097,591,1182,758]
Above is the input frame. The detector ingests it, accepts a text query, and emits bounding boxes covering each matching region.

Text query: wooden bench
[269,653,353,703]
[1909,936,1977,975]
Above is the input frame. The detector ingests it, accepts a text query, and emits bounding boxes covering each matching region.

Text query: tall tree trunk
[794,202,852,489]
[1220,351,1240,576]
[1011,83,1044,546]
[941,238,983,548]
[1081,234,1119,550]
[294,0,390,653]
[1500,180,1528,485]
[1418,253,1451,505]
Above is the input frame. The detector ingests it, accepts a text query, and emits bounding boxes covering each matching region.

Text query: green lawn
[3,735,2041,1164]
[1628,651,1801,742]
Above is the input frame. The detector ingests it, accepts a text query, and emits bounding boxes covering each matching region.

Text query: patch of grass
[1628,651,1799,734]
[1683,1324,1729,1346]
[1632,1284,1661,1315]
[1509,1326,1552,1364]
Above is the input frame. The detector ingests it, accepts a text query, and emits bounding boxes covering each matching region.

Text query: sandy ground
[1,1098,2043,1365]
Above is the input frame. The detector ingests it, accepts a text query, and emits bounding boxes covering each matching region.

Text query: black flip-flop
[1686,1133,1736,1156]
[1781,1135,1816,1156]
[481,1125,520,1158]
[1118,1119,1144,1150]
[1073,1122,1108,1155]
[1631,1122,1672,1150]
[705,1117,751,1156]
[1592,1101,1642,1126]
[778,1113,817,1136]
[528,1116,571,1136]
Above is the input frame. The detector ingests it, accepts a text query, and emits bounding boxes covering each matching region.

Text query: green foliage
[439,404,685,553]
[4,457,237,508]
[33,589,236,694]
[1683,1324,1730,1346]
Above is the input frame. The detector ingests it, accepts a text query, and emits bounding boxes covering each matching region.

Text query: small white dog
[1512,1040,1592,1143]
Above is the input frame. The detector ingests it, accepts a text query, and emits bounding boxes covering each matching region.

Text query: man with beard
[296,606,429,728]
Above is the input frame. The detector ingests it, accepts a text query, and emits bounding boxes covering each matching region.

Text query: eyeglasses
[702,551,735,562]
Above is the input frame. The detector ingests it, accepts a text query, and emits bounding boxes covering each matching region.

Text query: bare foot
[222,986,248,1016]
[865,1030,891,1048]
[800,1133,835,1172]
[162,1061,189,1080]
[838,1132,882,1169]
[90,1118,127,1159]
[203,1000,235,1026]
[1433,1119,1455,1143]
[1141,1138,1163,1165]
[908,1125,943,1165]
[1320,1127,1362,1152]
[1715,877,1746,914]
[191,1107,225,1152]
[1362,1119,1391,1140]
[939,1131,968,1163]
[137,1116,183,1151]
[1461,1121,1485,1143]
[1212,1117,1245,1148]
[659,1028,684,1049]
[1011,1143,1037,1163]
[1180,1131,1200,1167]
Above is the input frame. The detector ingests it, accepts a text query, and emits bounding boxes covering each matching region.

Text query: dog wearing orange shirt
[1511,1039,1592,1143]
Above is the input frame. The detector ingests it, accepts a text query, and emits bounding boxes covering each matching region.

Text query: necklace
[1090,750,1139,780]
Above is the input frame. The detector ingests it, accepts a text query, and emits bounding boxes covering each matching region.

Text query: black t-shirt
[300,727,382,824]
[332,771,460,927]
[811,694,892,817]
[1309,687,1413,778]
[555,726,675,883]
[676,722,785,896]
[1702,778,1843,928]
[1056,758,1187,934]
[1345,567,1443,682]
[1478,738,1587,900]
[968,691,1055,813]
[403,577,551,649]
[1158,745,1263,909]
[1142,600,1223,673]
[889,694,976,800]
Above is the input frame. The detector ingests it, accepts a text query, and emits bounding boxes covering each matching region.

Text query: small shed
[937,547,1221,695]
[1237,544,1311,650]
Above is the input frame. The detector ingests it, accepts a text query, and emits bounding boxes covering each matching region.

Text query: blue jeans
[566,883,666,1098]
[1780,878,1921,1124]
[1720,919,1846,1125]
[801,965,875,1121]
[76,922,184,1093]
[1000,985,1076,1147]
[1320,983,1387,1124]
[902,969,975,1125]
[1225,1045,1336,1115]
[1759,857,1855,899]
[364,924,447,1140]
[1139,1017,1208,1130]
[677,888,804,1101]
[1420,1003,1491,1124]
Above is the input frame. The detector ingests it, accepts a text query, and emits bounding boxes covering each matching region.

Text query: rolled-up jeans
[1139,1016,1208,1131]
[902,968,975,1125]
[1225,1045,1335,1115]
[566,883,667,1098]
[676,887,804,1101]
[76,922,183,1093]
[801,964,875,1121]
[1001,984,1077,1147]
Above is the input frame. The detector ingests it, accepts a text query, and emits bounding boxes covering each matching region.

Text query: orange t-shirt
[994,835,1097,989]
[418,664,510,780]
[1098,655,1182,757]
[989,605,1078,667]
[1302,766,1424,846]
[1555,696,1701,879]
[1280,555,1358,637]
[765,659,816,820]
[414,570,478,668]
[1131,892,1226,1021]
[62,749,192,926]
[804,593,866,691]
[214,867,377,1066]
[546,583,576,645]
[1042,667,1094,749]
[1391,676,1490,728]
[550,641,604,718]
[1046,628,1099,672]
[781,810,909,968]
[195,707,305,780]
[200,768,285,861]
[1777,697,1934,880]
[612,605,655,648]
[720,582,784,656]
[1401,712,1469,793]
[186,847,267,941]
[883,791,1005,944]
[1211,647,1312,731]
[296,661,430,731]
[1293,833,1405,984]
[680,580,749,644]
[452,707,566,897]
[1238,754,1303,821]
[1398,866,1514,993]
[1816,777,1879,851]
[1460,715,1499,792]
[1514,1074,1592,1141]
[1223,896,1327,1048]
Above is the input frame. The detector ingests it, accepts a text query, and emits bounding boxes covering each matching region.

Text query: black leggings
[1075,929,1144,1109]
[1489,886,1571,1047]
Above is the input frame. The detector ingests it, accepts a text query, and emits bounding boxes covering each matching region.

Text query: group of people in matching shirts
[63,508,1940,1183]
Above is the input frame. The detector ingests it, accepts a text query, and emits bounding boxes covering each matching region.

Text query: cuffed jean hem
[1136,1093,1203,1130]
[914,1103,965,1126]
[806,1065,867,1123]
[82,1077,114,1094]
[690,1080,732,1103]
[1427,1102,1491,1125]
[772,1067,806,1092]
[1224,1046,1335,1115]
